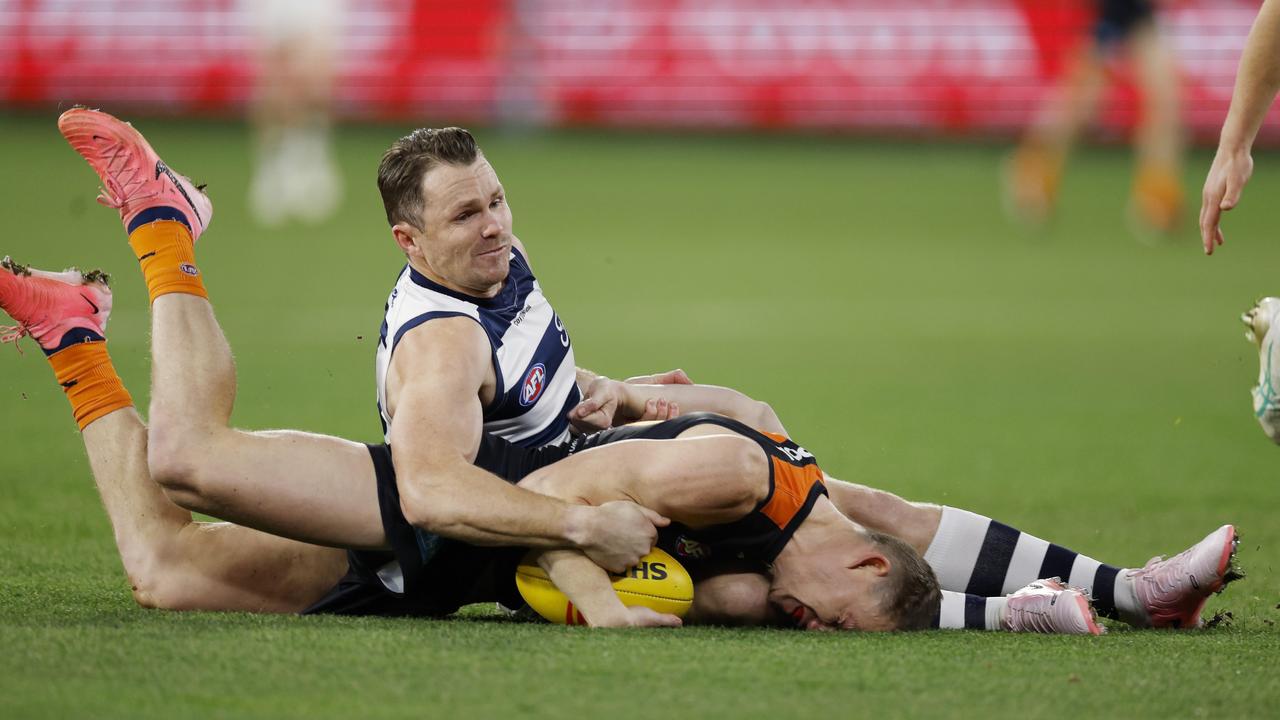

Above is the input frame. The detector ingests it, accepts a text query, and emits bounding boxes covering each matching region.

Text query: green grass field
[1,112,1278,718]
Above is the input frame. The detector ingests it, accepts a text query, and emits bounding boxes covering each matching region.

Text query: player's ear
[391,223,421,257]
[849,552,890,577]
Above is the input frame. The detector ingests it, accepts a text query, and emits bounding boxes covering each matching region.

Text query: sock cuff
[49,340,113,385]
[127,220,207,303]
[127,208,192,234]
[986,596,1009,631]
[71,373,134,430]
[935,590,1005,631]
[128,220,194,259]
[48,341,134,430]
[41,327,106,357]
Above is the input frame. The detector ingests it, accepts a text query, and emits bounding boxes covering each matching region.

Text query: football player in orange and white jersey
[515,413,941,631]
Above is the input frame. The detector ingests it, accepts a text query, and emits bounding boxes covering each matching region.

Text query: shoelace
[1008,603,1053,633]
[1134,553,1186,602]
[1007,578,1097,633]
[89,136,162,211]
[0,323,30,353]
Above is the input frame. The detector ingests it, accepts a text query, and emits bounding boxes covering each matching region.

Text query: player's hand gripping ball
[515,548,694,625]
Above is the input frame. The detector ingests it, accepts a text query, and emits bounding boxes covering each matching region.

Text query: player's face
[768,542,895,632]
[409,157,513,297]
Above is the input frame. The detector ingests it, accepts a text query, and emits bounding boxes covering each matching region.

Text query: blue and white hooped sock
[924,507,1137,620]
[932,590,1007,630]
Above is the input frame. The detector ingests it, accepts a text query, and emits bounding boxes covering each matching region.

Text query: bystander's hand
[1201,145,1254,255]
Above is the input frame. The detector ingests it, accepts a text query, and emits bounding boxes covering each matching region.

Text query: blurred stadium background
[2,1,1279,717]
[3,0,1277,135]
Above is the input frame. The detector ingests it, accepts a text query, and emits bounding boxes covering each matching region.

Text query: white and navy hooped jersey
[375,248,580,448]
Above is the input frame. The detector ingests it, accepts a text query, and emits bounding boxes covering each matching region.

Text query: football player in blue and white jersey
[368,127,666,575]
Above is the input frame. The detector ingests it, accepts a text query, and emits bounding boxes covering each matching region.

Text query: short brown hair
[867,530,941,631]
[376,127,480,228]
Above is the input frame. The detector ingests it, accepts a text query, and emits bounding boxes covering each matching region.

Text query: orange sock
[127,221,207,303]
[48,341,134,430]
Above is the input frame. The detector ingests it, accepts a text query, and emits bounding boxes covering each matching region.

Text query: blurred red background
[0,0,1269,140]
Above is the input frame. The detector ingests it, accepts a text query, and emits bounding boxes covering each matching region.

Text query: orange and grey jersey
[572,412,829,567]
[374,247,580,448]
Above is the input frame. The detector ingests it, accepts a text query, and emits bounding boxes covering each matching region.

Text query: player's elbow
[398,483,461,534]
[742,400,784,435]
[730,437,771,498]
[695,436,772,512]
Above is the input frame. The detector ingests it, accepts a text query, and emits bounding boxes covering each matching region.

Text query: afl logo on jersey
[674,535,710,560]
[519,363,547,407]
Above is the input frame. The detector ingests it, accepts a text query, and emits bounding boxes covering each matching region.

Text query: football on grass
[515,547,694,625]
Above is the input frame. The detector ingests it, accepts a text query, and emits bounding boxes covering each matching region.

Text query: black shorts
[303,440,551,617]
[1094,0,1154,46]
[305,413,748,617]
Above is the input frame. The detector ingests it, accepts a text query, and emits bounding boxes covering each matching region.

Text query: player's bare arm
[620,382,786,436]
[569,372,784,435]
[614,383,939,550]
[536,549,684,628]
[387,317,662,572]
[1202,0,1280,254]
[519,428,768,626]
[588,380,942,551]
[522,430,768,527]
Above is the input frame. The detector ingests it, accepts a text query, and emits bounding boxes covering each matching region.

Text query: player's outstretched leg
[915,506,1236,630]
[1243,297,1280,443]
[0,259,343,612]
[827,480,1240,629]
[59,108,384,551]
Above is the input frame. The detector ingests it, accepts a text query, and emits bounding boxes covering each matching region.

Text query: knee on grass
[122,543,200,611]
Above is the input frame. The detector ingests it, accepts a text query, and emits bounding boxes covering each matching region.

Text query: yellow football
[514,547,694,625]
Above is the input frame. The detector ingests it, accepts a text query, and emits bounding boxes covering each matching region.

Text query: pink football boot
[1129,524,1242,629]
[0,257,112,354]
[58,108,212,240]
[1002,577,1105,635]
